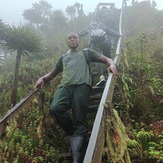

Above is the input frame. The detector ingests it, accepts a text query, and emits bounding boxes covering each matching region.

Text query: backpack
[90,28,106,43]
[89,21,106,43]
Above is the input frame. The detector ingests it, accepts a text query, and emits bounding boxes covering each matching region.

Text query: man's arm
[34,69,57,89]
[98,22,120,38]
[34,56,63,89]
[99,55,118,79]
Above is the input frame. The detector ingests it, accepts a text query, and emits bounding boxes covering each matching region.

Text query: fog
[0,0,162,25]
[0,0,119,25]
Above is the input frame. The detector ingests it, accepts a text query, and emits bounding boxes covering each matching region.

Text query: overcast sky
[0,0,163,25]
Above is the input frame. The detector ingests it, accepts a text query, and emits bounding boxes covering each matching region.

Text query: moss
[103,103,131,163]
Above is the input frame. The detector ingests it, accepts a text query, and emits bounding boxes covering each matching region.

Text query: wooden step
[90,94,102,101]
[59,152,72,163]
[91,86,105,94]
[88,104,98,113]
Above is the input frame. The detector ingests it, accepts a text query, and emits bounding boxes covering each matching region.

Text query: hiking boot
[96,78,106,87]
[70,136,88,163]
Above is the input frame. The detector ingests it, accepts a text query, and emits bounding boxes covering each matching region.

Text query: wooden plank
[98,3,115,6]
[0,88,39,136]
[92,113,105,163]
[83,0,124,161]
[83,74,116,163]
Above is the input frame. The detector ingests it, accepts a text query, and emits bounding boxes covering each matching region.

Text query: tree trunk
[11,49,22,106]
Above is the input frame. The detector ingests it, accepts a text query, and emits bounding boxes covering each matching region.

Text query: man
[95,5,120,31]
[78,19,120,86]
[95,5,121,48]
[34,32,118,163]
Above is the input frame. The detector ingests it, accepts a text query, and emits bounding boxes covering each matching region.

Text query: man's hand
[108,65,118,79]
[34,78,44,89]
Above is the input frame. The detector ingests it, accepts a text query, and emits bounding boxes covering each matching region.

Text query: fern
[127,139,140,148]
[137,128,153,141]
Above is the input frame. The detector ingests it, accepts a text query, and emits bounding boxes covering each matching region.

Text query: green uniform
[49,48,102,136]
[55,48,102,87]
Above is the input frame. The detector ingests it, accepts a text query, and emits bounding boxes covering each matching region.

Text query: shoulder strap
[82,49,89,64]
[83,49,94,85]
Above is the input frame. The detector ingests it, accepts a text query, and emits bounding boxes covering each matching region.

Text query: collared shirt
[55,48,102,87]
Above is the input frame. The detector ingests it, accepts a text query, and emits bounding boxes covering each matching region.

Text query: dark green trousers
[90,40,110,77]
[49,84,91,137]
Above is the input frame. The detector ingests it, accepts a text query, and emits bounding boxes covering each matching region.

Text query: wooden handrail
[83,0,124,162]
[0,1,125,162]
[0,88,40,136]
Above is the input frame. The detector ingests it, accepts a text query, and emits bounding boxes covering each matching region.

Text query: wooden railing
[0,1,125,162]
[83,0,124,162]
[0,88,41,136]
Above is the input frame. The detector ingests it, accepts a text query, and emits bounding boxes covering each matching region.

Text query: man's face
[67,33,79,49]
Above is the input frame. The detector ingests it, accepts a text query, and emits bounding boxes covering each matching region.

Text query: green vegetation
[112,2,163,162]
[0,1,163,162]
